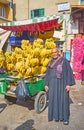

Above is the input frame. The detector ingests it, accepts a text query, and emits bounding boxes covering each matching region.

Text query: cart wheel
[34,91,47,113]
[4,95,17,105]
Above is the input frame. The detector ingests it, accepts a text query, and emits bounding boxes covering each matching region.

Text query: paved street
[0,80,84,130]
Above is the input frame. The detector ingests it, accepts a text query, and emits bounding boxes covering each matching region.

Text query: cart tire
[34,91,47,113]
[4,95,17,105]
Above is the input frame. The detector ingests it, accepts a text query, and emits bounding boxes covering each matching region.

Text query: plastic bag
[15,79,29,100]
[0,68,5,74]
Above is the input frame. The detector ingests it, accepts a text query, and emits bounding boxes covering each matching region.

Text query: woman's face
[51,48,59,59]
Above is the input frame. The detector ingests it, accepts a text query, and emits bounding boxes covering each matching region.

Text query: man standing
[45,47,75,125]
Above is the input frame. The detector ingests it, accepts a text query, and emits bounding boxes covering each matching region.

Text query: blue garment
[45,58,75,121]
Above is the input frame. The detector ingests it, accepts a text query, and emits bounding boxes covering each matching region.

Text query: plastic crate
[26,79,44,96]
[0,80,7,94]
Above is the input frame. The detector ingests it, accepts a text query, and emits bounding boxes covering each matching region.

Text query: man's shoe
[63,121,69,125]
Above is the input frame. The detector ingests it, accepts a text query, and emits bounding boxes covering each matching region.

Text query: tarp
[0,29,11,49]
[0,14,64,31]
[0,19,58,31]
[9,31,31,45]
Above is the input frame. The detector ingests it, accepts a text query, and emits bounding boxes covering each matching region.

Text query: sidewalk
[69,80,84,130]
[0,80,84,130]
[32,80,84,130]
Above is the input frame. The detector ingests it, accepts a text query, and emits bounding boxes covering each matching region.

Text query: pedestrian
[44,47,75,125]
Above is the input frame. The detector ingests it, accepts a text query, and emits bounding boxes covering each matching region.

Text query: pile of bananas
[45,38,56,49]
[0,49,5,68]
[1,38,56,80]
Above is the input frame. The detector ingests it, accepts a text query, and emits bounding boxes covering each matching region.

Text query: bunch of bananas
[21,40,30,50]
[45,38,56,49]
[40,66,47,74]
[0,49,5,68]
[32,48,40,58]
[33,38,44,49]
[0,38,56,80]
[6,63,14,72]
[29,58,39,67]
[5,52,12,63]
[42,58,50,67]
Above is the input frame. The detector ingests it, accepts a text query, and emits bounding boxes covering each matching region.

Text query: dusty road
[0,80,84,130]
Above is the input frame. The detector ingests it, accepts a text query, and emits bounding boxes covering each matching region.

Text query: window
[0,7,6,17]
[31,8,44,18]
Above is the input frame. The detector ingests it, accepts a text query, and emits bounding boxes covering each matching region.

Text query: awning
[71,5,84,13]
[0,29,11,49]
[0,14,64,31]
[71,5,84,9]
[0,28,6,34]
[71,5,84,20]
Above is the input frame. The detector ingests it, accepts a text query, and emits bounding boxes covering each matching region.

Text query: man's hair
[52,47,59,52]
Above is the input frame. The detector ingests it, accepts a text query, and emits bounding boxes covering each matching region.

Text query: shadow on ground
[0,103,7,113]
[4,95,34,110]
[70,97,73,104]
[14,119,35,130]
[16,97,34,110]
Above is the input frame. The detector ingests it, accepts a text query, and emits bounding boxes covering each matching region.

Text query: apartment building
[13,0,81,21]
[0,0,84,22]
[12,0,84,50]
[0,0,12,50]
[0,0,13,23]
[1,0,84,52]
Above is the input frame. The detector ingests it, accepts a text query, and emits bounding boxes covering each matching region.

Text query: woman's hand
[45,86,49,92]
[66,85,71,92]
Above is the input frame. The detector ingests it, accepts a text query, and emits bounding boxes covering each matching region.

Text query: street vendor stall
[70,34,84,82]
[0,14,64,113]
[0,15,59,31]
[0,14,64,44]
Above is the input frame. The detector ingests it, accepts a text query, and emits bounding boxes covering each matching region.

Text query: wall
[13,0,29,20]
[0,1,12,23]
[13,0,79,20]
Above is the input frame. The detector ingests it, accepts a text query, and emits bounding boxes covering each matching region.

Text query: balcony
[0,0,11,4]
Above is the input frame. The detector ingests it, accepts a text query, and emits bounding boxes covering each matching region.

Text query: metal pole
[28,0,29,19]
[11,0,14,21]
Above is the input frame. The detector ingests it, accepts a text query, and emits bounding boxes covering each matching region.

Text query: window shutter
[31,10,34,18]
[39,8,44,17]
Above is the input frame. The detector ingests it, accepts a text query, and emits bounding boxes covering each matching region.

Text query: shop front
[70,34,84,82]
[0,14,65,51]
[71,5,84,34]
[69,6,84,81]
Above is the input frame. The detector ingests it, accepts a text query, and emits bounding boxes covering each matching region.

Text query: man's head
[51,47,60,59]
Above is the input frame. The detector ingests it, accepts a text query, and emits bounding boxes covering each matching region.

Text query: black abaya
[45,58,75,121]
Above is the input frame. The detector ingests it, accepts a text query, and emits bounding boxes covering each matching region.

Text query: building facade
[12,0,84,52]
[13,0,81,21]
[1,0,84,53]
[0,0,12,23]
[0,0,12,51]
